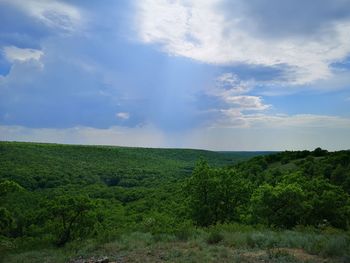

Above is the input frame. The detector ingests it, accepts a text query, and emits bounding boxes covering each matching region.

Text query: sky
[1,0,350,151]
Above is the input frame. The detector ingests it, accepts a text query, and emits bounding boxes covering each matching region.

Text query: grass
[2,224,349,263]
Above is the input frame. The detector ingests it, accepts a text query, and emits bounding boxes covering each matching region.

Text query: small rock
[96,257,109,263]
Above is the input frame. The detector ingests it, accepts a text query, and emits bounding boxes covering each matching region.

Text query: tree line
[186,149,350,229]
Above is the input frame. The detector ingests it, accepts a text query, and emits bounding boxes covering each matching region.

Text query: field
[3,225,350,263]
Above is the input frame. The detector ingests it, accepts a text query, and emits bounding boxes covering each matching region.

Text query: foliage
[186,148,350,229]
[1,141,350,261]
[47,195,96,246]
[206,231,224,245]
[185,160,251,226]
[250,183,309,228]
[0,180,24,196]
[0,207,14,236]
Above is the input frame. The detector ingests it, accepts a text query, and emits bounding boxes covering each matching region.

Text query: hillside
[0,141,267,189]
[1,142,350,262]
[235,148,350,196]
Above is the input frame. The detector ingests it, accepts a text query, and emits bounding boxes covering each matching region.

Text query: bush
[322,236,349,257]
[0,236,15,255]
[175,227,193,242]
[206,231,224,245]
[246,231,278,248]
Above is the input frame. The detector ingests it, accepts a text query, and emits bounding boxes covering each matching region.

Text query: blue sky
[1,0,350,150]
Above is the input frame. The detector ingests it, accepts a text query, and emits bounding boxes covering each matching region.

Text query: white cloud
[225,96,270,111]
[116,112,130,120]
[207,73,270,112]
[136,0,350,85]
[3,46,43,63]
[206,73,350,131]
[2,0,82,31]
[215,112,350,129]
[216,73,251,95]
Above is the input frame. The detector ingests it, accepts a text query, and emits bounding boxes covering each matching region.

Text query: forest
[1,141,350,262]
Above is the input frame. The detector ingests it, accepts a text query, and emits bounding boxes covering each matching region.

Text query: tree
[331,165,347,185]
[0,180,24,197]
[48,195,95,246]
[0,208,14,236]
[215,169,251,223]
[185,161,251,226]
[305,178,350,228]
[251,183,308,228]
[0,180,28,237]
[185,159,215,226]
[313,147,328,157]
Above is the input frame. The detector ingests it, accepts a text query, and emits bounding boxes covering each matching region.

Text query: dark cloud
[221,64,289,82]
[0,3,53,49]
[221,0,350,38]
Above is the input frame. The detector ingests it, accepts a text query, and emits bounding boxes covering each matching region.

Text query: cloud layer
[136,0,350,84]
[2,0,82,32]
[0,0,350,150]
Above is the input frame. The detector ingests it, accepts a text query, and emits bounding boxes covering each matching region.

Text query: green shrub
[246,232,276,248]
[0,236,15,255]
[206,231,224,245]
[322,236,349,257]
[152,233,176,242]
[174,223,194,241]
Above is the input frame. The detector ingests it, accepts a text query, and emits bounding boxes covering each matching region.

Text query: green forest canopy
[0,141,349,249]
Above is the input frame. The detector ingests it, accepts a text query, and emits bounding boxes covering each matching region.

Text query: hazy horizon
[0,139,347,153]
[1,0,350,150]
